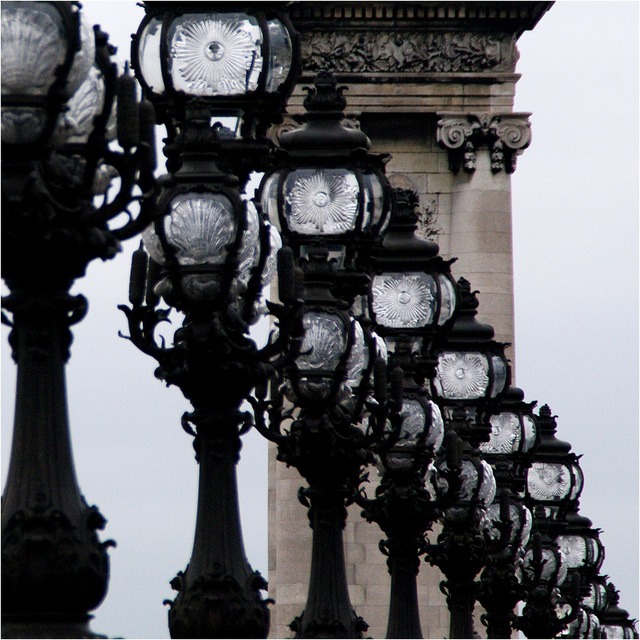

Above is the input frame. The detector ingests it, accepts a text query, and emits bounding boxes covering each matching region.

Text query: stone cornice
[289,2,554,35]
[437,112,532,173]
[289,2,553,80]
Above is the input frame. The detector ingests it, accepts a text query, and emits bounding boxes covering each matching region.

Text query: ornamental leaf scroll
[437,113,532,174]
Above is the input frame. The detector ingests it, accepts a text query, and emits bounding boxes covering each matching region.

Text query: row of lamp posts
[1,2,637,640]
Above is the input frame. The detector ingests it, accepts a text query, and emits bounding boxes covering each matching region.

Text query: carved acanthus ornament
[437,113,532,173]
[299,31,517,75]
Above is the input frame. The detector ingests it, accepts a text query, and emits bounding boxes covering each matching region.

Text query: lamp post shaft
[2,289,111,639]
[386,554,423,639]
[292,486,365,639]
[166,409,271,640]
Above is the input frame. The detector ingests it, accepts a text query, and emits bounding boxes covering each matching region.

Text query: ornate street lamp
[121,10,301,640]
[351,187,459,639]
[429,278,510,415]
[476,387,538,638]
[356,377,454,640]
[425,406,501,640]
[597,582,639,638]
[518,531,570,639]
[259,69,392,279]
[252,71,395,639]
[2,2,158,637]
[121,5,302,638]
[518,404,585,638]
[132,1,300,180]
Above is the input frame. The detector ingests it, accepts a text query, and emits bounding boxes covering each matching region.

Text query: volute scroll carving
[437,113,532,174]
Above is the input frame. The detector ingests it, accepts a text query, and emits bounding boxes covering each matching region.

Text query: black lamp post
[1,2,157,637]
[476,387,538,639]
[597,582,639,638]
[422,279,514,639]
[352,187,459,639]
[517,404,584,639]
[122,4,301,638]
[252,71,394,639]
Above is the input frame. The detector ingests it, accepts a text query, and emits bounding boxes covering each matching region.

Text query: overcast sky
[2,2,638,639]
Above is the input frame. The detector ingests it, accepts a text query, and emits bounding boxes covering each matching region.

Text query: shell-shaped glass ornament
[343,320,368,390]
[166,193,237,265]
[434,351,490,400]
[52,65,106,146]
[168,13,263,96]
[297,312,346,374]
[372,272,437,328]
[261,225,282,286]
[527,462,572,502]
[2,3,66,97]
[426,400,445,450]
[1,107,47,144]
[284,169,360,234]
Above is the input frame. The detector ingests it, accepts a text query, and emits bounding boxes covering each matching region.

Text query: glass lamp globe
[133,3,298,133]
[383,396,444,472]
[526,458,583,506]
[1,1,95,147]
[142,188,278,315]
[432,350,508,402]
[484,501,532,558]
[259,72,392,263]
[556,530,604,573]
[290,312,370,404]
[480,410,537,456]
[522,541,568,588]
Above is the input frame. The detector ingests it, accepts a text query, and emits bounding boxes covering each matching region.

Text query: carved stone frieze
[300,31,518,75]
[437,113,531,173]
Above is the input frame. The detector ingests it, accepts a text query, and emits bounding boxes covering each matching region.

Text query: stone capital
[437,112,532,173]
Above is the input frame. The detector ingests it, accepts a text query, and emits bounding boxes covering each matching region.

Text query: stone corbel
[437,113,531,174]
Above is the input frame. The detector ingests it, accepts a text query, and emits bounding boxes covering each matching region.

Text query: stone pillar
[438,113,532,362]
[267,4,553,637]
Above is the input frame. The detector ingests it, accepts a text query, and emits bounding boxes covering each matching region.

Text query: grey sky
[2,2,638,638]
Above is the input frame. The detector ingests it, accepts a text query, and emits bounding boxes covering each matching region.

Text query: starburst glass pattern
[527,462,571,501]
[284,169,359,234]
[297,312,346,374]
[485,503,532,552]
[372,273,436,328]
[434,352,489,400]
[490,355,508,397]
[169,13,263,96]
[478,459,496,506]
[165,193,236,265]
[481,412,521,454]
[261,225,282,286]
[557,535,587,569]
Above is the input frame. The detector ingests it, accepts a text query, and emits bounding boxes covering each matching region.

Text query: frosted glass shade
[433,351,507,401]
[372,273,436,328]
[522,545,567,586]
[1,2,95,144]
[481,411,536,455]
[526,460,584,503]
[136,10,294,99]
[261,167,388,238]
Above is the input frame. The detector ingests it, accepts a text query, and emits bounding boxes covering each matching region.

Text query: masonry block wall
[268,3,553,637]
